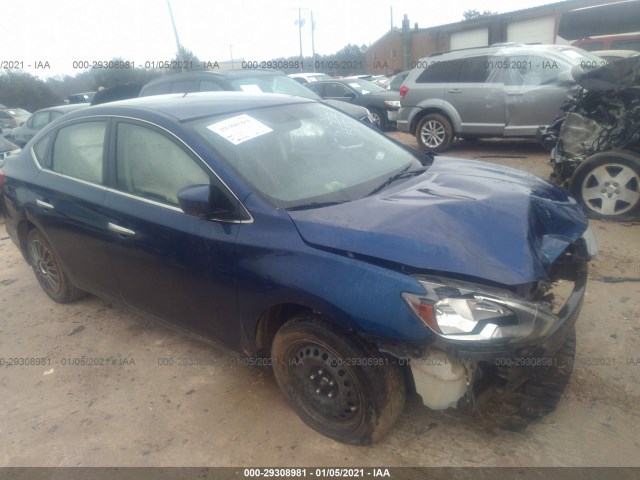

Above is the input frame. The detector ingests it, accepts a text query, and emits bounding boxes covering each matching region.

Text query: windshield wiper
[367,167,428,196]
[286,201,347,211]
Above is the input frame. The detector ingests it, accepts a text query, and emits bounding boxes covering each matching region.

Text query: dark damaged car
[0,93,597,444]
[541,55,640,220]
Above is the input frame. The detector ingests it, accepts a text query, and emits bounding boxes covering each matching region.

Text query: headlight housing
[402,277,558,343]
[384,100,401,108]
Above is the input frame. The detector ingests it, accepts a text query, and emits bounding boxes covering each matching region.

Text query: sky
[3,0,564,78]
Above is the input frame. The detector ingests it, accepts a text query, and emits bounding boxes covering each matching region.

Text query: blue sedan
[0,92,596,444]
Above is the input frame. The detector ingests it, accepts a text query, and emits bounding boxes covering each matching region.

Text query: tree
[0,70,59,111]
[463,9,497,21]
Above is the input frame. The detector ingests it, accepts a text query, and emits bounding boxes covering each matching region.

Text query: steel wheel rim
[420,120,445,148]
[290,342,363,422]
[28,239,61,293]
[370,111,382,127]
[581,163,640,216]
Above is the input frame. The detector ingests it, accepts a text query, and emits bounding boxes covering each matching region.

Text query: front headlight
[402,277,558,343]
[384,100,401,108]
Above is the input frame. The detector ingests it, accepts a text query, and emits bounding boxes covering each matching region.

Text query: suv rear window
[416,60,459,83]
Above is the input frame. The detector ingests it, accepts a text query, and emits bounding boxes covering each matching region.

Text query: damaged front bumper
[365,234,592,413]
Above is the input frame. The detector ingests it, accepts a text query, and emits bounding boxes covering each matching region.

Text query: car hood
[324,99,369,117]
[288,157,589,286]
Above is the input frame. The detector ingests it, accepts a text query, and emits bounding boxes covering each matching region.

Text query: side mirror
[177,184,236,219]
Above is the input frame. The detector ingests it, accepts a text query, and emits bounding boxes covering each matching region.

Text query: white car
[288,72,331,85]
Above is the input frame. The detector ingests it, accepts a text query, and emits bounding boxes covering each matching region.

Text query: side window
[140,83,171,96]
[200,80,224,91]
[306,83,323,95]
[33,132,54,166]
[170,80,199,93]
[31,112,51,129]
[416,60,457,83]
[116,122,210,206]
[457,56,490,83]
[325,83,352,97]
[50,111,64,121]
[505,55,565,86]
[51,121,106,184]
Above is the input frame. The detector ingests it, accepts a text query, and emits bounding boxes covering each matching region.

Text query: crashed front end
[545,56,640,186]
[404,234,592,422]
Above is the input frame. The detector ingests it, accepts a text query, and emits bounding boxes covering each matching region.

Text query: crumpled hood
[288,157,589,286]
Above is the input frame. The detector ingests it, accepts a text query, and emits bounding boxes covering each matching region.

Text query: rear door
[28,120,118,296]
[444,55,505,135]
[503,54,573,136]
[102,119,242,346]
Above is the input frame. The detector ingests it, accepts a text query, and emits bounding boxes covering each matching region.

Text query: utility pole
[166,0,181,52]
[298,8,303,60]
[230,45,234,69]
[311,10,316,72]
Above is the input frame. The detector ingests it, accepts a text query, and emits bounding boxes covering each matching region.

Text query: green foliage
[0,70,59,112]
[462,9,497,21]
[267,43,368,76]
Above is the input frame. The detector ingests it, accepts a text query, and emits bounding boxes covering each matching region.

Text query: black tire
[26,229,85,303]
[368,108,387,130]
[415,113,453,152]
[271,314,405,444]
[569,151,640,221]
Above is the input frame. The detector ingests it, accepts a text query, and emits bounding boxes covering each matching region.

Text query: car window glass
[416,60,457,83]
[33,132,53,165]
[116,122,210,206]
[579,42,604,51]
[51,121,106,184]
[170,80,199,93]
[200,80,224,91]
[457,56,490,83]
[612,39,640,50]
[141,83,170,96]
[50,111,64,121]
[325,83,352,97]
[32,112,50,129]
[504,55,565,86]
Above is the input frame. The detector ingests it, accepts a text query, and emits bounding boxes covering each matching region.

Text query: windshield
[190,103,422,209]
[227,75,323,101]
[343,79,387,95]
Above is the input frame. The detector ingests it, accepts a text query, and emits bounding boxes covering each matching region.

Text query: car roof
[143,69,285,86]
[37,103,90,114]
[70,91,315,122]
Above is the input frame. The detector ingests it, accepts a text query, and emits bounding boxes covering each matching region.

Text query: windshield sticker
[207,114,273,145]
[239,84,263,93]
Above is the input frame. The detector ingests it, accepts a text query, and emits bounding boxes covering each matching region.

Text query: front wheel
[569,151,640,221]
[416,113,453,152]
[271,314,405,444]
[27,229,85,303]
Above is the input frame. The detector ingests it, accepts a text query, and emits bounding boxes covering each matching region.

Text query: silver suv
[397,43,603,152]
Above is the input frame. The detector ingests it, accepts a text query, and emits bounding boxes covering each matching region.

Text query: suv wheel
[416,113,453,152]
[271,314,405,444]
[569,151,640,221]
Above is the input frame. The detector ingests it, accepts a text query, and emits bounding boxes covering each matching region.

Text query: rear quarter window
[51,121,106,184]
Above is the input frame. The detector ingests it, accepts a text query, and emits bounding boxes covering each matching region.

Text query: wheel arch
[409,104,460,136]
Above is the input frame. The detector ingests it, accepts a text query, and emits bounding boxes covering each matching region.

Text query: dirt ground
[0,135,639,467]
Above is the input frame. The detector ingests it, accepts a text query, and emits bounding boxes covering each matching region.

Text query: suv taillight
[0,169,5,194]
[400,86,408,98]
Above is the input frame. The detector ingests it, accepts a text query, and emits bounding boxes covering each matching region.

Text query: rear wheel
[569,151,640,221]
[27,229,85,303]
[271,314,405,444]
[368,108,387,130]
[416,113,453,152]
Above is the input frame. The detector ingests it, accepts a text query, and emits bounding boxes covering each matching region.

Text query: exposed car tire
[416,113,453,152]
[368,108,387,130]
[271,314,405,444]
[569,151,640,221]
[26,229,85,303]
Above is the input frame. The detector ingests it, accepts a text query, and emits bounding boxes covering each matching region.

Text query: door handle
[447,89,462,93]
[36,199,54,210]
[108,222,135,236]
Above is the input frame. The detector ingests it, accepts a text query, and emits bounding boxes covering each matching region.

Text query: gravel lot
[1,135,639,467]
